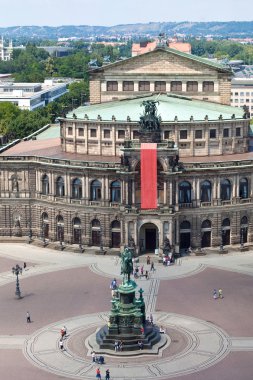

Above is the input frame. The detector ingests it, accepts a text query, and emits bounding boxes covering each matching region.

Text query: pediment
[102,49,226,76]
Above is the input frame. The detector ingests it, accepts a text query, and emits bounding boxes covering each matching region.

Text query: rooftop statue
[120,246,133,283]
[139,100,161,132]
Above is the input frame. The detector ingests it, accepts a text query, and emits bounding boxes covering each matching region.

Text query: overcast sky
[0,0,253,27]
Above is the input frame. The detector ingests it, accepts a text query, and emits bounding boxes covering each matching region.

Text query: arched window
[221,218,230,246]
[220,179,231,201]
[111,220,121,248]
[179,221,191,250]
[92,219,100,227]
[72,178,82,199]
[72,217,81,244]
[42,174,49,195]
[56,215,64,241]
[241,216,248,244]
[56,177,65,197]
[179,181,191,204]
[110,181,121,202]
[91,219,101,246]
[200,181,212,202]
[201,219,211,229]
[201,220,212,248]
[90,180,102,201]
[222,218,230,227]
[239,178,248,199]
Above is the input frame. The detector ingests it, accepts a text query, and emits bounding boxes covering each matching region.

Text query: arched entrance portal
[139,223,158,253]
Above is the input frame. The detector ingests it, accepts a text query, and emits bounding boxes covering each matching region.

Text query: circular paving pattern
[23,312,230,379]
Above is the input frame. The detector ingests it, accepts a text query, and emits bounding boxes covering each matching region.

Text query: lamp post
[27,219,32,244]
[12,264,22,299]
[79,228,83,253]
[100,226,105,254]
[59,227,64,251]
[240,227,244,248]
[42,222,46,247]
[220,228,224,252]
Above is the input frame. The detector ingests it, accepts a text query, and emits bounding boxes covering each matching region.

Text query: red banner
[141,143,157,209]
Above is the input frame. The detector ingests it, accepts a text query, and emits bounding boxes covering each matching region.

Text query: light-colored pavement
[1,243,253,378]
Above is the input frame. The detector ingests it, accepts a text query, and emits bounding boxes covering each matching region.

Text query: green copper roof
[67,94,244,122]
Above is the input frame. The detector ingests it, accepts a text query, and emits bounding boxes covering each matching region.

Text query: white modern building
[231,78,253,118]
[0,79,67,110]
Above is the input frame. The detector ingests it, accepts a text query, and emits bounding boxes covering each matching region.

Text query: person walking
[150,261,155,272]
[96,368,101,379]
[26,311,31,323]
[59,339,64,350]
[147,256,150,265]
[213,289,218,299]
[145,270,149,280]
[140,265,144,277]
[218,289,223,299]
[23,262,27,270]
[105,369,110,380]
[91,351,96,362]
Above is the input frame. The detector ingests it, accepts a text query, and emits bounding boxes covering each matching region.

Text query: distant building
[0,79,67,110]
[0,36,13,61]
[231,78,253,118]
[132,40,191,57]
[0,74,12,82]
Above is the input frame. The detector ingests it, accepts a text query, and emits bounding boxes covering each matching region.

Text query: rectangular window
[240,99,244,103]
[133,130,139,139]
[235,92,238,96]
[118,130,125,139]
[164,130,171,139]
[68,127,73,135]
[104,129,110,139]
[78,128,84,136]
[155,81,166,92]
[123,81,134,91]
[240,92,244,96]
[236,127,241,137]
[171,81,182,92]
[187,81,198,92]
[203,81,214,92]
[139,81,150,91]
[235,99,238,103]
[180,130,188,139]
[246,92,250,96]
[223,128,229,138]
[246,99,250,103]
[107,81,118,91]
[195,130,203,139]
[90,129,97,137]
[210,129,216,139]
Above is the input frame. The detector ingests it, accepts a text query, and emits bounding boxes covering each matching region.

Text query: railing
[179,203,193,208]
[240,198,251,204]
[200,202,211,207]
[221,200,232,206]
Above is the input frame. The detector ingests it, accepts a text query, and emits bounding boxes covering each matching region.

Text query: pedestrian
[138,340,144,350]
[59,339,64,350]
[150,314,153,325]
[140,326,144,334]
[114,340,118,352]
[105,369,110,380]
[145,270,149,280]
[119,340,123,351]
[63,325,67,338]
[213,289,218,300]
[23,262,27,270]
[26,311,31,323]
[150,261,155,272]
[218,289,223,299]
[147,255,150,265]
[92,351,96,362]
[140,265,144,277]
[96,368,101,379]
[60,327,65,338]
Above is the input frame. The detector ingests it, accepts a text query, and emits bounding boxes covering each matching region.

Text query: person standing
[91,351,96,362]
[23,262,27,270]
[150,261,155,272]
[213,289,218,300]
[147,256,150,265]
[145,270,149,280]
[96,368,101,379]
[26,311,31,323]
[105,369,110,380]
